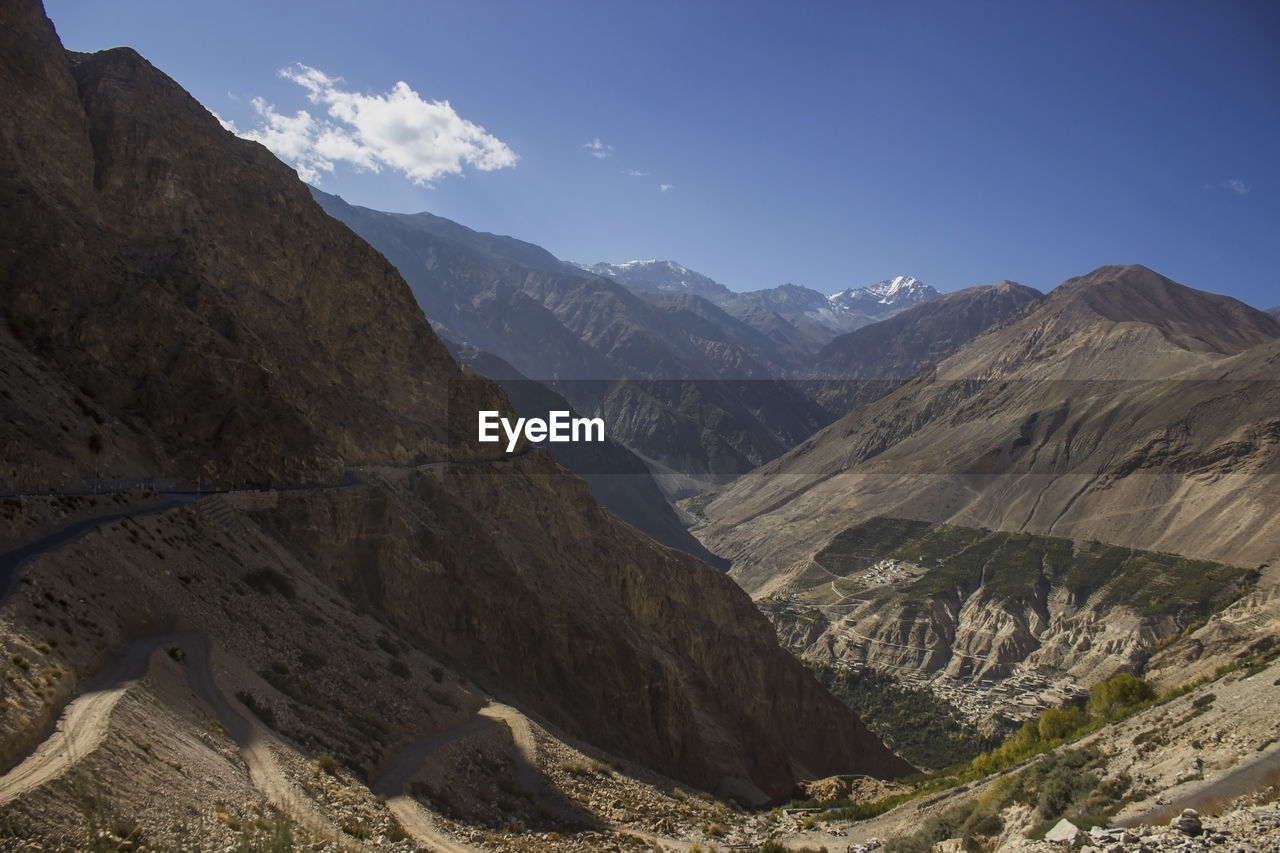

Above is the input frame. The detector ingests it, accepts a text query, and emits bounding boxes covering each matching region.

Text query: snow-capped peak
[867,275,925,300]
[583,259,732,298]
[828,275,936,309]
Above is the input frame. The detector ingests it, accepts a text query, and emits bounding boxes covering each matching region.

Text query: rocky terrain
[1,2,910,849]
[770,653,1280,853]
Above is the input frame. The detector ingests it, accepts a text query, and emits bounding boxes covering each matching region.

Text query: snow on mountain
[581,259,731,299]
[586,259,940,343]
[829,275,937,309]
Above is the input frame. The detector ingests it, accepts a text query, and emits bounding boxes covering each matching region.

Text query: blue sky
[45,1,1280,308]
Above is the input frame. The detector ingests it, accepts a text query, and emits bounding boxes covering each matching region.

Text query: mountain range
[313,195,954,500]
[691,263,1280,697]
[589,260,940,354]
[313,192,840,493]
[0,8,908,850]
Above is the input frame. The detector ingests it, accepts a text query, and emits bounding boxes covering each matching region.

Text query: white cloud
[623,168,647,177]
[212,111,238,133]
[1205,178,1250,196]
[659,183,673,192]
[583,137,613,159]
[235,64,516,186]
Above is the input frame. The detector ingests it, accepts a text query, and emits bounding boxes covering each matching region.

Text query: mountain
[314,192,833,488]
[822,275,940,331]
[0,6,909,847]
[592,260,941,355]
[803,280,1045,414]
[585,259,732,300]
[1267,305,1280,318]
[442,339,730,568]
[691,264,1280,694]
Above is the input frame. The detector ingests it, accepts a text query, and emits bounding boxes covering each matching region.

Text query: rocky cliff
[0,0,909,819]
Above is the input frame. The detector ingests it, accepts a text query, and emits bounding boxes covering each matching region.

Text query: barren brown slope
[802,280,1044,415]
[0,0,909,809]
[695,265,1280,597]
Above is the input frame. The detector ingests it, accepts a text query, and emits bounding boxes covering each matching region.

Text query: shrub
[236,691,276,728]
[243,567,295,599]
[1087,673,1156,719]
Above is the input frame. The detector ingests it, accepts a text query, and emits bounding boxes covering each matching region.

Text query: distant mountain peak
[827,275,938,314]
[1027,264,1280,357]
[583,259,732,298]
[863,274,930,301]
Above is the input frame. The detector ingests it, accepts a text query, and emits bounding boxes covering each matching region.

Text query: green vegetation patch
[813,517,933,577]
[897,526,1073,605]
[820,517,1255,619]
[1071,540,1257,617]
[810,663,1000,770]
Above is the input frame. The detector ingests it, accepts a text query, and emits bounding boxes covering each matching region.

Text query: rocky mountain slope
[692,265,1280,693]
[313,192,832,488]
[0,4,910,849]
[803,280,1045,415]
[442,340,729,568]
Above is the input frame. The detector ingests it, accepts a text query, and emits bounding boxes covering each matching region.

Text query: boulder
[1045,817,1081,845]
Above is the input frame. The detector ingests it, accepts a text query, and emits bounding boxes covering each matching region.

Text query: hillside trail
[370,709,491,853]
[184,637,338,841]
[371,700,701,852]
[0,633,183,804]
[0,495,198,599]
[369,701,573,853]
[0,632,339,843]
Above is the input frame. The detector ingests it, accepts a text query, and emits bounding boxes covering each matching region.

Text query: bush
[1087,673,1156,719]
[243,567,296,599]
[962,808,1004,851]
[1038,706,1086,742]
[236,691,276,728]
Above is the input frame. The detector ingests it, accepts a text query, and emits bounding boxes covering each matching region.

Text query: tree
[1087,673,1155,720]
[1037,706,1085,742]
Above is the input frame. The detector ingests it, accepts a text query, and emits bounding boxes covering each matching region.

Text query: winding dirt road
[0,634,181,805]
[0,632,337,843]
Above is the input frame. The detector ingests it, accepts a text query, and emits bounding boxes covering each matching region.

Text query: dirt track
[0,632,340,843]
[0,634,176,805]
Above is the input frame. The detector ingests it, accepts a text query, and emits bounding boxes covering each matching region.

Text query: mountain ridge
[591,259,941,350]
[695,264,1280,596]
[801,280,1045,415]
[313,190,836,487]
